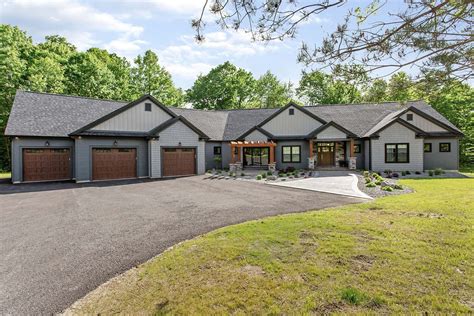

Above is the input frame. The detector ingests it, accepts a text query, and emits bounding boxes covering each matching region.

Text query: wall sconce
[113,140,118,146]
[45,141,50,147]
[178,142,182,146]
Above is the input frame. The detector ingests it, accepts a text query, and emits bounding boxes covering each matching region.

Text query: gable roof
[69,94,177,135]
[5,91,462,141]
[307,121,357,139]
[148,116,209,140]
[237,125,274,140]
[257,101,326,128]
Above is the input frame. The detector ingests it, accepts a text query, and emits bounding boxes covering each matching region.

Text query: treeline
[0,25,472,169]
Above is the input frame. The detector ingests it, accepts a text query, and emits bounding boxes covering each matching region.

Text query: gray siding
[352,140,365,169]
[401,111,447,132]
[149,120,205,178]
[317,125,347,139]
[275,140,309,170]
[221,142,232,168]
[92,99,172,132]
[245,130,268,141]
[11,137,75,183]
[371,122,424,172]
[364,139,370,170]
[205,141,223,170]
[423,138,459,170]
[262,106,322,136]
[75,137,148,182]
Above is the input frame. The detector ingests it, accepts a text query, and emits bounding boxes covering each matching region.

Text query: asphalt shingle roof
[5,91,461,140]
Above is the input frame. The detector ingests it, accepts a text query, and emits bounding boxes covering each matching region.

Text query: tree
[131,50,183,106]
[386,72,413,102]
[194,1,473,82]
[27,56,65,93]
[296,70,361,105]
[186,61,255,109]
[252,71,292,108]
[363,79,388,103]
[64,52,116,99]
[37,35,76,64]
[0,25,34,170]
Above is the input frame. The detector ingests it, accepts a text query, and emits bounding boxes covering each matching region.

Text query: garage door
[23,148,71,182]
[162,148,196,177]
[92,148,137,181]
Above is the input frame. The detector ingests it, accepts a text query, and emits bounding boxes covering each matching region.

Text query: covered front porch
[308,139,357,170]
[229,140,277,171]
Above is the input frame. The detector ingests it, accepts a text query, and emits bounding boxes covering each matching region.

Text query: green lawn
[0,172,11,179]
[69,179,474,314]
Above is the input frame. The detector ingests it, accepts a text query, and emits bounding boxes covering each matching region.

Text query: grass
[69,179,474,315]
[0,172,11,179]
[460,163,474,177]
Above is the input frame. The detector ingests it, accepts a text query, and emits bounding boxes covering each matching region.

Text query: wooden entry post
[350,138,355,157]
[231,142,235,163]
[309,140,314,158]
[269,145,275,163]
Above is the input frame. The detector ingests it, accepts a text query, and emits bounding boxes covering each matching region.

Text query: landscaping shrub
[429,170,434,176]
[435,168,444,175]
[371,172,379,178]
[401,171,406,176]
[392,173,399,178]
[382,186,394,192]
[341,287,367,305]
[240,172,245,176]
[384,169,392,175]
[406,171,411,175]
[375,179,382,185]
[285,166,295,173]
[393,184,403,190]
[279,173,287,177]
[261,173,267,179]
[415,171,421,174]
[256,175,262,180]
[365,177,371,184]
[366,182,376,188]
[363,171,370,177]
[267,171,273,176]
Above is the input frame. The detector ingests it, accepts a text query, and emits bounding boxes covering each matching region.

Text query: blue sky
[1,0,406,89]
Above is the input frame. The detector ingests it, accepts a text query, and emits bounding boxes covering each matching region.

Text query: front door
[317,142,335,166]
[243,147,269,166]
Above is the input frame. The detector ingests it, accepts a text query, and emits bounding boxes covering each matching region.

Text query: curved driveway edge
[267,174,373,199]
[0,176,366,314]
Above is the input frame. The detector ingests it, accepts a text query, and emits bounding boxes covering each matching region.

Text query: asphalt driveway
[0,176,365,314]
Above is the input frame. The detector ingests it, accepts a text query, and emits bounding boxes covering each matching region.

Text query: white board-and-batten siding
[262,106,322,136]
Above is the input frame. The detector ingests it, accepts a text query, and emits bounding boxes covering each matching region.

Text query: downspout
[368,139,372,171]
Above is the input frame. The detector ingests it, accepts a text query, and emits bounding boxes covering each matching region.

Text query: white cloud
[147,0,204,15]
[289,13,329,25]
[1,0,146,53]
[163,62,214,80]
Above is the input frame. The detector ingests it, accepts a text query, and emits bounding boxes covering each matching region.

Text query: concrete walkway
[268,174,372,199]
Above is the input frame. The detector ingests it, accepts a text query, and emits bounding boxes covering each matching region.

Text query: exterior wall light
[113,140,118,146]
[45,141,50,147]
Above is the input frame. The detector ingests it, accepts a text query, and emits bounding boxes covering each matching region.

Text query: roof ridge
[18,90,129,104]
[303,100,422,108]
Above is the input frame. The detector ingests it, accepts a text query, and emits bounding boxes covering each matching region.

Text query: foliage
[195,1,473,82]
[186,62,256,110]
[67,179,474,314]
[252,71,292,108]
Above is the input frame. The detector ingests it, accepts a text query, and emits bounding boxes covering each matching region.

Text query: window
[145,103,152,112]
[282,146,301,163]
[407,113,413,121]
[424,143,432,152]
[385,143,409,163]
[289,108,294,115]
[354,144,361,154]
[439,143,451,152]
[214,146,222,155]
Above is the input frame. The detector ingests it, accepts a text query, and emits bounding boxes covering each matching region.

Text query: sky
[1,0,407,89]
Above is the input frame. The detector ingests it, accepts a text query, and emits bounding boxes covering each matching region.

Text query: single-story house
[5,91,463,183]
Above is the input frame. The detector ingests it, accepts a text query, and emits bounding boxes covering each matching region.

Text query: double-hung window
[385,143,409,163]
[282,146,301,163]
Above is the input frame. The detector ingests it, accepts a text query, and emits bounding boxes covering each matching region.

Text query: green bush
[382,186,394,192]
[401,171,406,176]
[366,182,376,188]
[405,171,411,175]
[279,173,287,177]
[256,175,262,180]
[429,170,434,176]
[434,168,444,175]
[375,179,382,185]
[261,173,267,179]
[363,170,370,177]
[415,171,421,175]
[267,171,273,176]
[240,172,245,176]
[365,177,371,184]
[371,172,379,178]
[393,184,403,190]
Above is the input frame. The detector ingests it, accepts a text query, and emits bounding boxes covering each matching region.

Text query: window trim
[384,143,410,163]
[439,142,451,152]
[354,144,361,154]
[406,113,413,121]
[145,102,152,112]
[424,143,432,153]
[289,108,295,115]
[213,146,222,155]
[281,145,301,163]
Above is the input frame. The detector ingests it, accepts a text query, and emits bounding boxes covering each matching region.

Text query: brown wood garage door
[23,148,71,182]
[162,148,196,177]
[92,148,137,181]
